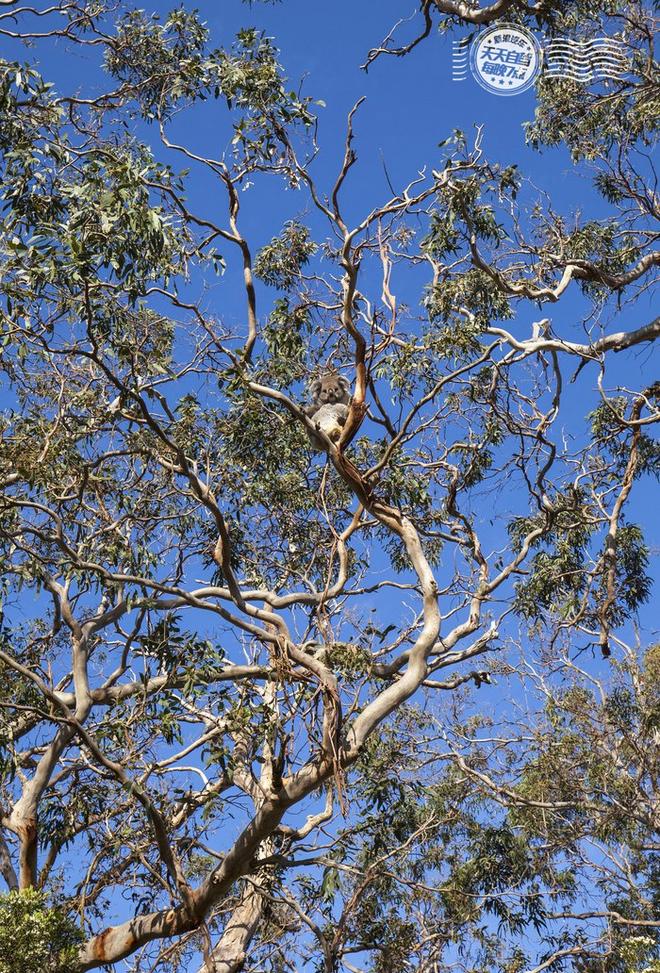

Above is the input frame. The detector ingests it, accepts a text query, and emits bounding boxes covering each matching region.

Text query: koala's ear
[338,376,351,393]
[309,378,322,398]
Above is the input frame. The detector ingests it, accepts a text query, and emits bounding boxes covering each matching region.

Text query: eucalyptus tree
[0,2,657,972]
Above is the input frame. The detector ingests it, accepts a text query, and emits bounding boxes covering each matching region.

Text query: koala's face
[317,376,347,404]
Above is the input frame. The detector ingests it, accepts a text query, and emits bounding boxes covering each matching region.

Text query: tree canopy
[0,2,658,972]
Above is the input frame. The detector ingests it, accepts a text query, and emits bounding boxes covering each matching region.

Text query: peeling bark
[197,886,264,973]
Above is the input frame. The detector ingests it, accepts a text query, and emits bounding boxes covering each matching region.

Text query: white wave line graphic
[544,39,627,67]
[546,68,626,80]
[547,42,626,50]
[545,37,626,47]
[546,48,627,55]
[546,59,625,68]
[546,63,626,72]
[545,40,626,53]
[546,57,626,67]
[546,68,625,74]
[547,73,625,81]
[451,38,469,80]
[546,49,626,58]
[547,69,625,77]
[547,51,625,58]
[546,53,626,63]
[546,60,624,67]
[543,35,628,82]
[546,58,626,68]
[548,45,625,53]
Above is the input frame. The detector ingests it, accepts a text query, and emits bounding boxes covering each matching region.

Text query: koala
[304,372,351,450]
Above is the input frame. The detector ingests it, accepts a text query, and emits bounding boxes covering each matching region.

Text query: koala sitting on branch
[304,371,351,451]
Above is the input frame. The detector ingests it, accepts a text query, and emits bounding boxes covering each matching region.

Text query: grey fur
[304,372,351,450]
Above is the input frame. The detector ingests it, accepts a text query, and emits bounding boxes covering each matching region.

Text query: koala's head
[311,372,350,405]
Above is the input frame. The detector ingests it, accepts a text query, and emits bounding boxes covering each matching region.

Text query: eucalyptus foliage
[0,2,657,972]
